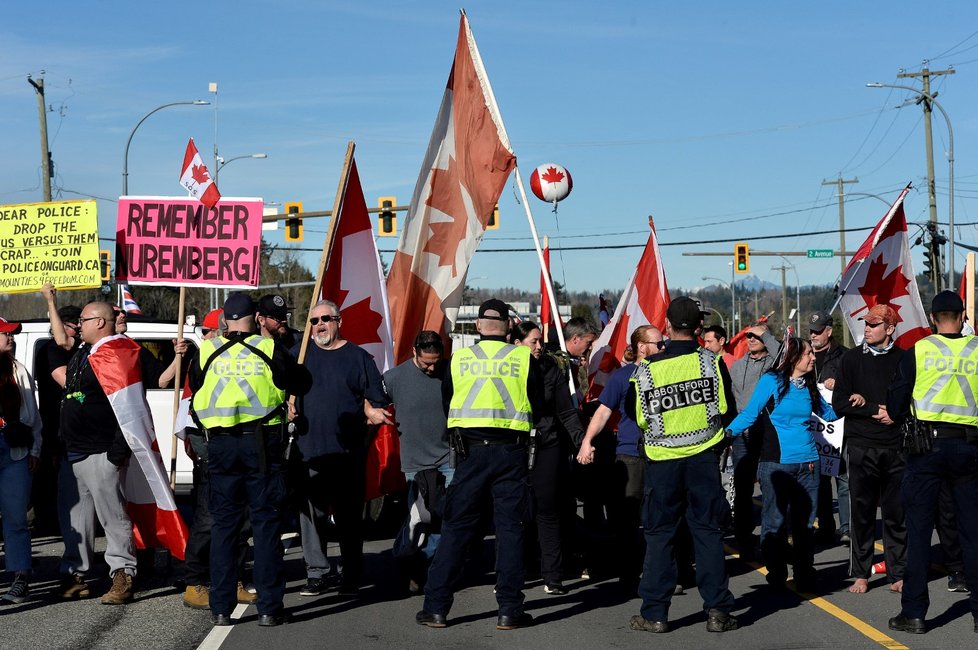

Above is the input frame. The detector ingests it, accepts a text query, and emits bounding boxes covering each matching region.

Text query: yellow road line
[725,544,909,650]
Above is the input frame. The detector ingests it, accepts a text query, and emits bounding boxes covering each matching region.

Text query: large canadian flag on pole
[386,11,517,364]
[321,158,395,374]
[838,183,930,349]
[87,335,189,559]
[586,219,670,401]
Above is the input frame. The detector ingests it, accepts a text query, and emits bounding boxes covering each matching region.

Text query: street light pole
[867,80,955,289]
[702,275,734,331]
[779,256,802,334]
[215,153,268,183]
[122,100,210,195]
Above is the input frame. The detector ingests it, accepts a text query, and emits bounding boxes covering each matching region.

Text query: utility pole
[898,66,954,291]
[822,176,858,346]
[774,264,789,333]
[27,75,52,202]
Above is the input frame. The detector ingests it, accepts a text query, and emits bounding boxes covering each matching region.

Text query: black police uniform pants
[184,458,252,587]
[208,433,287,617]
[423,441,529,618]
[900,437,978,620]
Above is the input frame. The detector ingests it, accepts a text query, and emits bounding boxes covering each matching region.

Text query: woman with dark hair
[0,318,42,604]
[512,320,584,595]
[726,337,838,592]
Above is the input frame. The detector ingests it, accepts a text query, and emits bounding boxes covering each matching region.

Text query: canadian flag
[539,241,562,338]
[87,335,189,559]
[838,184,930,349]
[586,220,670,401]
[386,12,516,363]
[321,158,395,374]
[120,284,142,314]
[179,138,221,210]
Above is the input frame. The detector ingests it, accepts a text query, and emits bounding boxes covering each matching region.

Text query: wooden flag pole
[296,140,355,368]
[542,235,550,344]
[168,286,186,488]
[967,252,975,327]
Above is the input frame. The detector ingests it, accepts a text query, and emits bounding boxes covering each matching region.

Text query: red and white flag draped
[585,221,670,401]
[321,158,394,374]
[179,138,221,210]
[88,335,189,559]
[539,241,562,337]
[386,12,516,364]
[838,184,930,349]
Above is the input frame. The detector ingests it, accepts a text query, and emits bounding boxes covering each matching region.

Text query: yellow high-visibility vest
[447,340,532,432]
[912,334,978,427]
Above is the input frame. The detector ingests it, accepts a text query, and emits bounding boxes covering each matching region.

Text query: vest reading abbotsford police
[192,335,286,430]
[447,340,532,432]
[912,334,978,427]
[631,348,727,461]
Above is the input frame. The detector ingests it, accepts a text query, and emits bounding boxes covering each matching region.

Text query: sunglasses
[643,340,666,350]
[745,333,761,340]
[309,315,340,325]
[864,321,886,329]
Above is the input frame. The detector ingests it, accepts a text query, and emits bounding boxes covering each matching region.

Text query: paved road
[4,525,975,650]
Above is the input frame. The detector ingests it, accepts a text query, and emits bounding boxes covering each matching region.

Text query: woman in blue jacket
[726,337,838,593]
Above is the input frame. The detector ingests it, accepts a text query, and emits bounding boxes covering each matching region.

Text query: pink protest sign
[116,196,263,288]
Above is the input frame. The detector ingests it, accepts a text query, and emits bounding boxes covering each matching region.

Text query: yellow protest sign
[0,199,102,293]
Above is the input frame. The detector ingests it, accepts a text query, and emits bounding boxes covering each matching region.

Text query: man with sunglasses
[290,300,391,598]
[831,304,906,595]
[727,322,779,559]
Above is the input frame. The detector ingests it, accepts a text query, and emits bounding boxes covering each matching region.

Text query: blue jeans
[0,440,32,573]
[423,442,528,618]
[638,448,735,622]
[757,460,819,585]
[901,438,978,620]
[403,462,454,559]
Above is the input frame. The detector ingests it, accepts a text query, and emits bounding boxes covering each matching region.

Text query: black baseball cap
[257,294,291,320]
[931,290,964,313]
[223,292,256,321]
[478,298,510,322]
[809,310,833,332]
[667,297,704,329]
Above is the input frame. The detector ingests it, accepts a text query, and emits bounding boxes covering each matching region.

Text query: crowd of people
[1,285,977,637]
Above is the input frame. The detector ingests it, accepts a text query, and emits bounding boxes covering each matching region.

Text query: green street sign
[807,249,834,259]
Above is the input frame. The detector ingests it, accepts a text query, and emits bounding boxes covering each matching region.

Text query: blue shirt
[599,363,643,457]
[726,373,837,464]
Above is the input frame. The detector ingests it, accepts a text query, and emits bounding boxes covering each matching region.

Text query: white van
[16,318,202,494]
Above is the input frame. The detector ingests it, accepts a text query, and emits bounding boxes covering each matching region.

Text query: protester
[627,297,738,634]
[577,324,664,594]
[181,308,256,610]
[0,317,42,604]
[727,322,780,558]
[257,294,297,349]
[809,310,850,547]
[290,299,391,598]
[727,337,839,593]
[702,325,735,370]
[417,299,541,630]
[831,304,906,594]
[58,302,139,604]
[513,320,585,596]
[385,330,451,593]
[886,291,978,634]
[189,292,310,627]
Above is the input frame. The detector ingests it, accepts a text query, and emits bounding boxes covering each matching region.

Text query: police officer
[628,296,738,634]
[416,299,540,631]
[887,291,978,634]
[189,293,310,627]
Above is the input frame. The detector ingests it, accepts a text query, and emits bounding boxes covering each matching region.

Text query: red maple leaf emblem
[336,293,383,346]
[541,166,565,184]
[191,164,211,185]
[852,257,910,322]
[423,157,470,277]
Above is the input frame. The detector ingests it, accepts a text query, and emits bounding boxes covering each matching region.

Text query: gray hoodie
[728,330,780,411]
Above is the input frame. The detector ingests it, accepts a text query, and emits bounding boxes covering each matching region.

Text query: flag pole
[168,286,186,488]
[296,140,355,366]
[515,165,566,352]
[541,235,550,343]
[967,252,975,326]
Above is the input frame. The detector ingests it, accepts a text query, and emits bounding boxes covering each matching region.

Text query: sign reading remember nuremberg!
[116,196,263,288]
[0,199,101,293]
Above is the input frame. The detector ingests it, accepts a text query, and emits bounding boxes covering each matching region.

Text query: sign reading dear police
[116,196,263,288]
[0,199,101,293]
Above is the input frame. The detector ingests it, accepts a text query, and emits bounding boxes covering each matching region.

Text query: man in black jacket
[831,304,905,594]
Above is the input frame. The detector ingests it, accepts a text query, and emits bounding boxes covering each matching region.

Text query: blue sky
[3,1,977,297]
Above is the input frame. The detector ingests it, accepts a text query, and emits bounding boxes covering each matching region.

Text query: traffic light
[922,245,935,278]
[486,204,500,230]
[99,249,111,282]
[735,243,750,274]
[378,197,397,236]
[284,201,303,242]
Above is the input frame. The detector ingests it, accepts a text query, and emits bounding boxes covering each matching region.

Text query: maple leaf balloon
[530,162,573,212]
